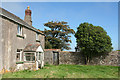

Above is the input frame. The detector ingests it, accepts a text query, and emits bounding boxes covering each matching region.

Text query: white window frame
[17,25,23,36]
[36,52,42,61]
[36,33,39,40]
[24,52,36,62]
[16,49,22,62]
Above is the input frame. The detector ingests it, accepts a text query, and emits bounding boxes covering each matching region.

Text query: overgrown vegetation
[2,64,118,78]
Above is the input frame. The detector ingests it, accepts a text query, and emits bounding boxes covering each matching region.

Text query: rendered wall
[1,16,44,71]
[0,16,3,72]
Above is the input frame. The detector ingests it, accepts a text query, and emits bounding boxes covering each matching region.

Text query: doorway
[53,51,59,65]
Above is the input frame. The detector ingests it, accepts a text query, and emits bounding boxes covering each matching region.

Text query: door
[53,52,59,65]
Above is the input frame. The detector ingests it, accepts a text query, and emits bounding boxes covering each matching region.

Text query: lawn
[2,64,119,78]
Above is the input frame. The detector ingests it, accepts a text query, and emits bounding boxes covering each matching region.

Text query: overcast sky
[1,2,118,51]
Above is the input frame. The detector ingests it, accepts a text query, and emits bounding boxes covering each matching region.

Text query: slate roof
[23,44,40,52]
[0,7,44,35]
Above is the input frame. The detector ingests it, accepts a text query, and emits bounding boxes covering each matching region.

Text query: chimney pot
[24,6,32,26]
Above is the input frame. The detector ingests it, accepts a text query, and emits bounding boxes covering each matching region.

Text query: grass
[2,64,119,78]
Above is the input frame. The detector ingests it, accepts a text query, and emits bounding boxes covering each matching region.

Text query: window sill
[16,61,24,64]
[24,61,35,63]
[36,40,40,42]
[17,35,24,39]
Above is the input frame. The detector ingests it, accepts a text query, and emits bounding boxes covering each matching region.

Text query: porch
[16,44,44,70]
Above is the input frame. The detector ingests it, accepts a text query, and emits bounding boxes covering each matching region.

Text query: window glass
[17,25,22,35]
[24,53,35,61]
[36,52,42,60]
[17,25,20,35]
[36,33,39,40]
[39,53,41,60]
[16,53,20,61]
[39,52,42,60]
[16,49,22,62]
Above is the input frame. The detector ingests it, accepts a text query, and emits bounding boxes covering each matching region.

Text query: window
[16,49,22,62]
[24,53,35,62]
[36,33,39,40]
[36,52,42,60]
[17,25,22,36]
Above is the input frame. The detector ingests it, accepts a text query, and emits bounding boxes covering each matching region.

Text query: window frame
[17,24,23,36]
[36,52,42,61]
[16,49,22,62]
[24,52,36,62]
[36,33,39,40]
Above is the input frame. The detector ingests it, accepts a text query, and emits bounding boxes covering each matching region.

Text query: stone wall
[44,49,61,65]
[59,52,85,65]
[59,51,119,66]
[44,50,119,66]
[89,51,119,66]
[44,50,53,65]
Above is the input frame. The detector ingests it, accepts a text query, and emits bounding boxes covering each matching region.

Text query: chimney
[24,6,32,26]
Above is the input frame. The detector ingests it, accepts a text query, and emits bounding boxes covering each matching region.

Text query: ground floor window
[16,49,22,62]
[24,53,35,62]
[36,52,41,60]
[36,52,44,61]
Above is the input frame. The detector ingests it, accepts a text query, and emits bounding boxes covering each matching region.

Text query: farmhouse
[0,6,45,72]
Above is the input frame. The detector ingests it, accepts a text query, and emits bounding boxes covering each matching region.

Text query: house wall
[0,17,3,72]
[1,16,44,71]
[39,34,45,49]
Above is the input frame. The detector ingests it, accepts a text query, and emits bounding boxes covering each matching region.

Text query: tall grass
[2,64,119,78]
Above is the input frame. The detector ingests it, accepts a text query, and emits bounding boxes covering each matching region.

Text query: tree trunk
[85,56,89,65]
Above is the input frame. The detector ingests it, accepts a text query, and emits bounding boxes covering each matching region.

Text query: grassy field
[2,64,118,78]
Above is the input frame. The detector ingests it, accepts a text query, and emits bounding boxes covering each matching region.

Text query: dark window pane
[25,53,35,61]
[16,53,20,62]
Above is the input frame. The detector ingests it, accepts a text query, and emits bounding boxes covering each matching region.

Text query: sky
[1,2,118,51]
[1,0,120,2]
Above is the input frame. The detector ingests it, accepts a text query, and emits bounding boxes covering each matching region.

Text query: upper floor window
[17,25,22,36]
[36,33,39,40]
